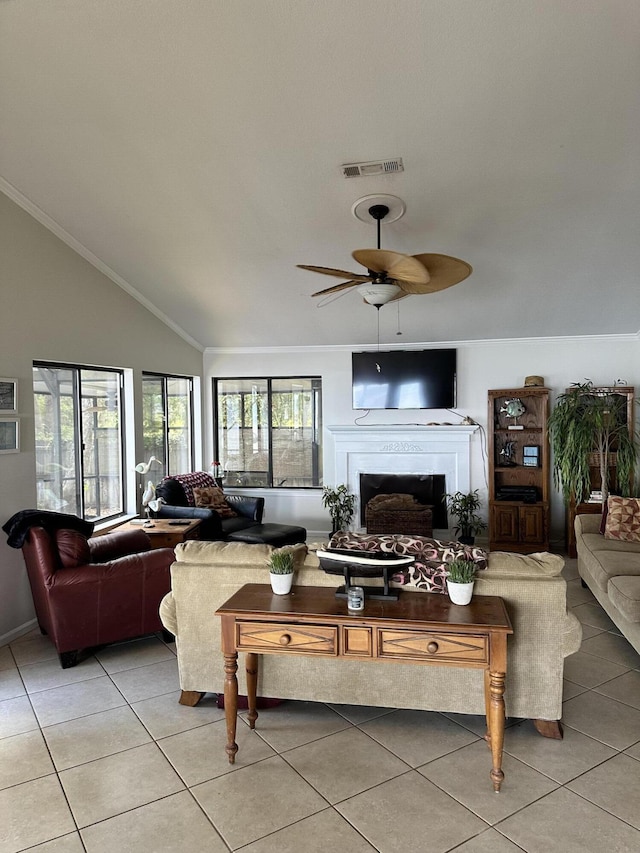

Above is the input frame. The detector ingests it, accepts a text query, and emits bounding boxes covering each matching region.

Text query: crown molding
[0,177,204,353]
[204,330,640,356]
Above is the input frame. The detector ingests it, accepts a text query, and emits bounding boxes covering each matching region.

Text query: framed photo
[523,445,539,467]
[0,418,19,453]
[0,379,17,414]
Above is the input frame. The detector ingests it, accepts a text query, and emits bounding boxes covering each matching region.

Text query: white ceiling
[1,1,639,350]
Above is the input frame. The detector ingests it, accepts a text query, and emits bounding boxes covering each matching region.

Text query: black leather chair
[154,473,264,540]
[153,473,305,545]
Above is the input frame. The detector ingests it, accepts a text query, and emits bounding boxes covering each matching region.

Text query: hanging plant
[548,380,637,504]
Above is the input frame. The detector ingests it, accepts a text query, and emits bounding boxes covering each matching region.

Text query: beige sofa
[575,513,640,654]
[160,541,581,735]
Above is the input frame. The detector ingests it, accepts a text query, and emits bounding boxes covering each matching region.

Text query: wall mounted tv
[352,349,456,410]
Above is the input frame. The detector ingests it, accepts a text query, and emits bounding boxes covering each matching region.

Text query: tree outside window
[33,363,124,521]
[142,373,194,477]
[215,377,322,488]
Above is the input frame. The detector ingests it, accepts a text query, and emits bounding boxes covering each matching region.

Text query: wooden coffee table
[118,518,201,549]
[216,584,513,792]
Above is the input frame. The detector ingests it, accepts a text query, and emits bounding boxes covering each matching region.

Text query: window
[33,363,125,521]
[142,373,194,476]
[214,377,322,488]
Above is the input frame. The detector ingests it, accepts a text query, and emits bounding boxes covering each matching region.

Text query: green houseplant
[444,490,487,545]
[267,551,295,595]
[548,381,637,504]
[321,484,356,534]
[446,558,477,605]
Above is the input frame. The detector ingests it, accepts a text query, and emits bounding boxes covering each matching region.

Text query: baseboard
[0,618,38,648]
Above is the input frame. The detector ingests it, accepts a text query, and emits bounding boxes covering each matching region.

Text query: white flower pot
[446,580,475,605]
[269,572,293,595]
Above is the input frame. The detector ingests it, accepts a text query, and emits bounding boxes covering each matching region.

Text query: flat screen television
[352,349,456,410]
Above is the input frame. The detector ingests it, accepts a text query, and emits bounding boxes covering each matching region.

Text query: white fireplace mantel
[327,424,479,531]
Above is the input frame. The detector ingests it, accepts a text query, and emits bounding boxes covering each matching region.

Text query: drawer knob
[427,641,439,654]
[279,634,292,646]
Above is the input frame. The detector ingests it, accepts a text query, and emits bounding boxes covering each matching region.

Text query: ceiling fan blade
[352,249,430,285]
[403,254,472,293]
[297,264,370,282]
[311,279,364,297]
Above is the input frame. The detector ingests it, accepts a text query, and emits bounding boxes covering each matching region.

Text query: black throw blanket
[2,510,95,549]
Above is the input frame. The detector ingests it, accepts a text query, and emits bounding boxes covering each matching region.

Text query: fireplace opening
[359,473,448,529]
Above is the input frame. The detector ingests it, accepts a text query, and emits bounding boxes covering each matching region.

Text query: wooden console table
[216,584,513,792]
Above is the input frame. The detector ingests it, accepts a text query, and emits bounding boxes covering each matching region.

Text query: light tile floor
[1,559,639,852]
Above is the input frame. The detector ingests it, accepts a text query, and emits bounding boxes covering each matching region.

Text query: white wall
[0,193,203,643]
[205,334,640,541]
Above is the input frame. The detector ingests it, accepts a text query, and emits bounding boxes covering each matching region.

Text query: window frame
[213,376,322,489]
[33,360,127,522]
[142,371,195,477]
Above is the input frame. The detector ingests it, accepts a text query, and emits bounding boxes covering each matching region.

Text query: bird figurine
[134,455,162,474]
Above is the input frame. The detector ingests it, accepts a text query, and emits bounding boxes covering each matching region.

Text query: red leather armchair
[21,526,175,668]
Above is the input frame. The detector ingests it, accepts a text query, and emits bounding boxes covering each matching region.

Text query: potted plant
[267,551,295,595]
[444,490,487,545]
[321,484,356,535]
[548,380,637,505]
[446,559,477,605]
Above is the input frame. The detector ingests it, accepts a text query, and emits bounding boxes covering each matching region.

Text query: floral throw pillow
[603,496,640,542]
[328,531,397,554]
[193,486,238,518]
[392,535,488,595]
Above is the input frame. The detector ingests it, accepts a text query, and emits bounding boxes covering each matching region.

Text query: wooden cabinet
[488,387,550,553]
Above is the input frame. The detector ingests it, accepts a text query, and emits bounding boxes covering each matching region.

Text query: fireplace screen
[359,473,448,528]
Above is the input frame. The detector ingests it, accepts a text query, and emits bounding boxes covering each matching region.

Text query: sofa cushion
[273,543,308,570]
[579,532,640,556]
[608,576,640,623]
[583,549,640,593]
[55,529,90,568]
[604,496,640,543]
[172,538,308,572]
[193,486,238,518]
[484,551,564,578]
[175,539,274,565]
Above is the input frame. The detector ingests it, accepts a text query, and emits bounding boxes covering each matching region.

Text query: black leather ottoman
[226,523,306,546]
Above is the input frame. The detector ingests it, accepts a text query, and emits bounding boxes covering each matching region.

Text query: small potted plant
[446,559,477,605]
[444,490,487,545]
[321,484,356,535]
[267,551,295,595]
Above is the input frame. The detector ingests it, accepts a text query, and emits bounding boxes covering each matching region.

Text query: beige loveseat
[160,540,581,735]
[575,513,640,654]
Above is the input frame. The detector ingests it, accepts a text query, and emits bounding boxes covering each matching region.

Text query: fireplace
[327,424,478,534]
[359,473,447,528]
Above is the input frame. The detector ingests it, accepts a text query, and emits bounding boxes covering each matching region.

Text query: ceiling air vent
[341,158,404,178]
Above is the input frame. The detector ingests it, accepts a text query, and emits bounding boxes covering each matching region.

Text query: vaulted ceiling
[1,1,638,349]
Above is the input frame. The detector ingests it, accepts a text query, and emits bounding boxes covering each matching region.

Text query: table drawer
[378,630,488,663]
[236,622,338,655]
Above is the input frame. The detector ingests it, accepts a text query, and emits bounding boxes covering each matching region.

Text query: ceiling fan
[297,194,472,307]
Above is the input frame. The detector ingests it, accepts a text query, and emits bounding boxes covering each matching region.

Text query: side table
[117,518,202,550]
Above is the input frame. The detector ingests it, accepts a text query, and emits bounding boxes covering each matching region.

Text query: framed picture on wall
[0,418,19,453]
[0,378,17,414]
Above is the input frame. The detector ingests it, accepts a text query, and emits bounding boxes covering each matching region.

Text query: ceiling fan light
[357,282,401,306]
